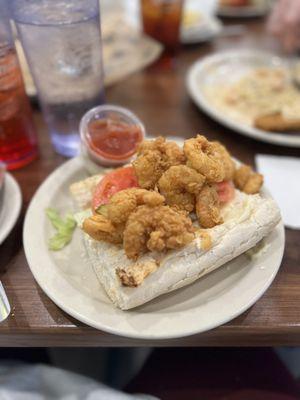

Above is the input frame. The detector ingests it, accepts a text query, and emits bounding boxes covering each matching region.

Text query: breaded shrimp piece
[123,205,195,260]
[133,137,185,189]
[162,140,186,167]
[107,188,165,224]
[184,135,226,183]
[132,150,163,189]
[83,214,124,244]
[234,165,251,189]
[234,165,263,194]
[212,141,235,181]
[196,184,223,229]
[243,174,264,194]
[137,136,185,165]
[158,165,205,212]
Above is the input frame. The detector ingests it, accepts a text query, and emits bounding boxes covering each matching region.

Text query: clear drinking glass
[10,0,105,157]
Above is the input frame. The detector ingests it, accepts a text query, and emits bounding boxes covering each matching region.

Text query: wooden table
[1,18,300,347]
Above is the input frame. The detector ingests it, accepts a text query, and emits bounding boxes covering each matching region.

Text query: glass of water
[10,0,105,157]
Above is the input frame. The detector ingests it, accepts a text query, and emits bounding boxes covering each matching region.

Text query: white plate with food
[116,0,222,45]
[0,172,22,245]
[187,50,300,147]
[23,135,284,339]
[181,9,222,44]
[217,0,271,17]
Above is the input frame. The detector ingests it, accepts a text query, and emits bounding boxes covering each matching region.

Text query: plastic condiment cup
[80,104,146,171]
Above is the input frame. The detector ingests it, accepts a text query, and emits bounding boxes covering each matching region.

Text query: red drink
[0,45,38,170]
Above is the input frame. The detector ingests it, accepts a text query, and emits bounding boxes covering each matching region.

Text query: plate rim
[23,157,285,339]
[0,173,22,245]
[186,49,300,148]
[217,2,270,17]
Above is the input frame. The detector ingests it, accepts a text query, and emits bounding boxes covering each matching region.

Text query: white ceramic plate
[0,173,22,245]
[187,50,300,148]
[217,0,271,17]
[181,0,221,44]
[23,156,284,339]
[181,13,222,44]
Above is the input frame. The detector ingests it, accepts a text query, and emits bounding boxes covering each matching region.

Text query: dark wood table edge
[2,326,300,347]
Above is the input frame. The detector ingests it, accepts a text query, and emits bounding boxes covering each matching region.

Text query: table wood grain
[1,18,300,346]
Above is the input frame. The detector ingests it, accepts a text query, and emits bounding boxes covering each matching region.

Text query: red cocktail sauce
[86,119,143,161]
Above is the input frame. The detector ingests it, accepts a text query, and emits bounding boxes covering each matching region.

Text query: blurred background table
[1,18,300,347]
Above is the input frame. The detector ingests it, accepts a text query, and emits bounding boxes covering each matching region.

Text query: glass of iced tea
[0,0,38,170]
[141,0,184,59]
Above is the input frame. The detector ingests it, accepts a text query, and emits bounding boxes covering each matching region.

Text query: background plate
[217,0,271,17]
[181,14,222,44]
[23,157,284,339]
[0,173,22,245]
[186,50,300,147]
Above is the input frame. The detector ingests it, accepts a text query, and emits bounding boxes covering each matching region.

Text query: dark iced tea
[0,45,38,170]
[141,0,183,56]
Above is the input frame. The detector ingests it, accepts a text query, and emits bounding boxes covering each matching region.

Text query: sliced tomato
[216,181,235,204]
[92,166,139,211]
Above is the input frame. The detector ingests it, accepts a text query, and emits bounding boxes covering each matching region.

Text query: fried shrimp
[184,135,226,183]
[137,136,185,165]
[132,151,162,189]
[234,165,263,194]
[158,165,205,212]
[107,188,165,224]
[133,137,185,189]
[83,214,124,244]
[196,184,223,229]
[212,141,235,181]
[123,205,195,260]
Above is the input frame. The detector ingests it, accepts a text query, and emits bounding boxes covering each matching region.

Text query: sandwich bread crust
[72,182,280,309]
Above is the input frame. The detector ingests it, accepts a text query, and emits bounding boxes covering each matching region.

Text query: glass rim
[11,0,99,27]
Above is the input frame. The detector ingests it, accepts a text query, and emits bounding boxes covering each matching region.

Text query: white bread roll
[70,175,281,310]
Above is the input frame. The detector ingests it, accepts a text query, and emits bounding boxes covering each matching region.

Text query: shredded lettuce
[73,209,92,228]
[46,208,76,251]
